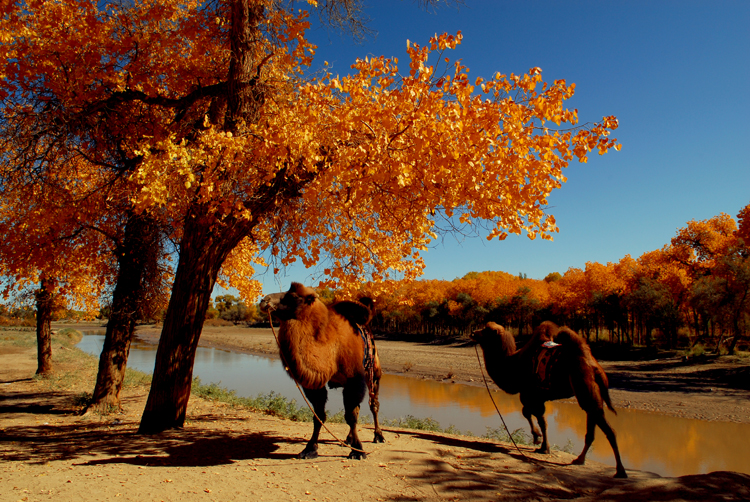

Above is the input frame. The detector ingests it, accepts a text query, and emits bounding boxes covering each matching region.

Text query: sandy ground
[1,324,750,501]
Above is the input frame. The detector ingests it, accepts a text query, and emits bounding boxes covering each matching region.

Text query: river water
[77,332,750,478]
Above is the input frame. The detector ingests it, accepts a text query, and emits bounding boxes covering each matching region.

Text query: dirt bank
[2,328,750,501]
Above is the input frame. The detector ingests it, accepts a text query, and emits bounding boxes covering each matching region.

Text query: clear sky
[254,0,750,295]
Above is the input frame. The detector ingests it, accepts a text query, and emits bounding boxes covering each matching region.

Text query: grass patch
[383,415,443,432]
[0,330,38,348]
[191,378,316,422]
[124,366,152,387]
[482,426,532,445]
[683,343,707,358]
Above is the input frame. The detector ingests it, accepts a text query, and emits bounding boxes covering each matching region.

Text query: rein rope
[474,344,533,462]
[267,311,370,456]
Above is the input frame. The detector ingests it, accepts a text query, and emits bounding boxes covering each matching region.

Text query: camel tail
[596,366,616,414]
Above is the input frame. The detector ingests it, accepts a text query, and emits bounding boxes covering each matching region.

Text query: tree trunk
[138,208,249,433]
[35,276,54,376]
[88,214,161,412]
[225,0,265,132]
[138,0,313,434]
[137,0,262,432]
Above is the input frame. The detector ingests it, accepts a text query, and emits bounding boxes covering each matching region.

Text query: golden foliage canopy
[1,1,621,302]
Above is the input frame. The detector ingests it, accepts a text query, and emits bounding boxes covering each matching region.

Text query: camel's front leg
[534,409,550,454]
[521,407,542,445]
[520,394,549,452]
[343,378,367,459]
[300,387,328,459]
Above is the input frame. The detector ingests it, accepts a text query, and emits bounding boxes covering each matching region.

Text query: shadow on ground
[0,414,297,466]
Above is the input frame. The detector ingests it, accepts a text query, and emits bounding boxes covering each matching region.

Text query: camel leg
[595,412,628,478]
[521,407,542,445]
[368,375,385,443]
[300,387,328,460]
[573,412,596,466]
[343,377,367,460]
[534,408,550,454]
[521,397,548,453]
[521,397,542,444]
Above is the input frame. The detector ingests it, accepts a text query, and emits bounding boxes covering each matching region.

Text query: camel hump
[331,300,372,327]
[486,321,504,332]
[289,282,318,303]
[554,326,589,349]
[533,321,559,342]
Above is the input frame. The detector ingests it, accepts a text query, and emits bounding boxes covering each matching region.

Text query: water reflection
[77,332,750,478]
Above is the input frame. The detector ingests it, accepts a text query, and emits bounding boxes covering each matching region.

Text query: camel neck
[481,340,522,395]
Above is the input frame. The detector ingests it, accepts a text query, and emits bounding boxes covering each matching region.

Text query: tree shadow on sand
[0,382,298,467]
[0,415,298,466]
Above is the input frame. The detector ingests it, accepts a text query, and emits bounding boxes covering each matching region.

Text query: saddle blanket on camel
[356,323,377,392]
[532,341,563,391]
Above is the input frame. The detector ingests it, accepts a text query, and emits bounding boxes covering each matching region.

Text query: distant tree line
[345,203,750,354]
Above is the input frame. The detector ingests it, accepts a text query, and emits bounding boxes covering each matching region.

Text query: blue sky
[254,0,750,294]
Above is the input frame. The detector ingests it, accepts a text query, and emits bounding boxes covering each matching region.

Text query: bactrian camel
[260,283,384,459]
[471,320,627,478]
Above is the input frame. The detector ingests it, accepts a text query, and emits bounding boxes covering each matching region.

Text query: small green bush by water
[482,426,532,445]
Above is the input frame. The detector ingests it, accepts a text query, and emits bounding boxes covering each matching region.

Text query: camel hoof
[535,447,550,454]
[571,457,585,466]
[348,450,367,460]
[614,470,628,479]
[299,448,319,460]
[373,432,385,444]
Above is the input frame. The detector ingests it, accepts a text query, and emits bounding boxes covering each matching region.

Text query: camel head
[471,322,516,354]
[259,282,319,321]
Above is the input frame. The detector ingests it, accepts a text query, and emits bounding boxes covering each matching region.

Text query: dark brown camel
[471,320,627,478]
[259,283,384,460]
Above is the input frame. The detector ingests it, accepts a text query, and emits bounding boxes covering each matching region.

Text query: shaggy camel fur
[471,321,627,478]
[259,283,384,460]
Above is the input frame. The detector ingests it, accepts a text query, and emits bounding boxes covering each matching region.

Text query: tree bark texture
[225,0,264,132]
[138,208,251,433]
[35,276,54,376]
[89,214,161,411]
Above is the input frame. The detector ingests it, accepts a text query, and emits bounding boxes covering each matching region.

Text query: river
[77,332,750,478]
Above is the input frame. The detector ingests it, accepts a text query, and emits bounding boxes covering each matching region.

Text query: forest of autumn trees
[1,0,620,433]
[348,204,750,354]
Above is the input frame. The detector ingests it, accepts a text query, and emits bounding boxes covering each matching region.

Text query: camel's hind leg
[300,387,328,460]
[573,411,627,478]
[343,377,367,460]
[596,412,627,478]
[572,412,595,466]
[368,374,385,443]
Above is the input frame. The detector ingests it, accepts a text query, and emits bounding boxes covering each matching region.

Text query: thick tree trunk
[35,276,54,376]
[138,209,249,433]
[88,214,161,412]
[138,0,311,434]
